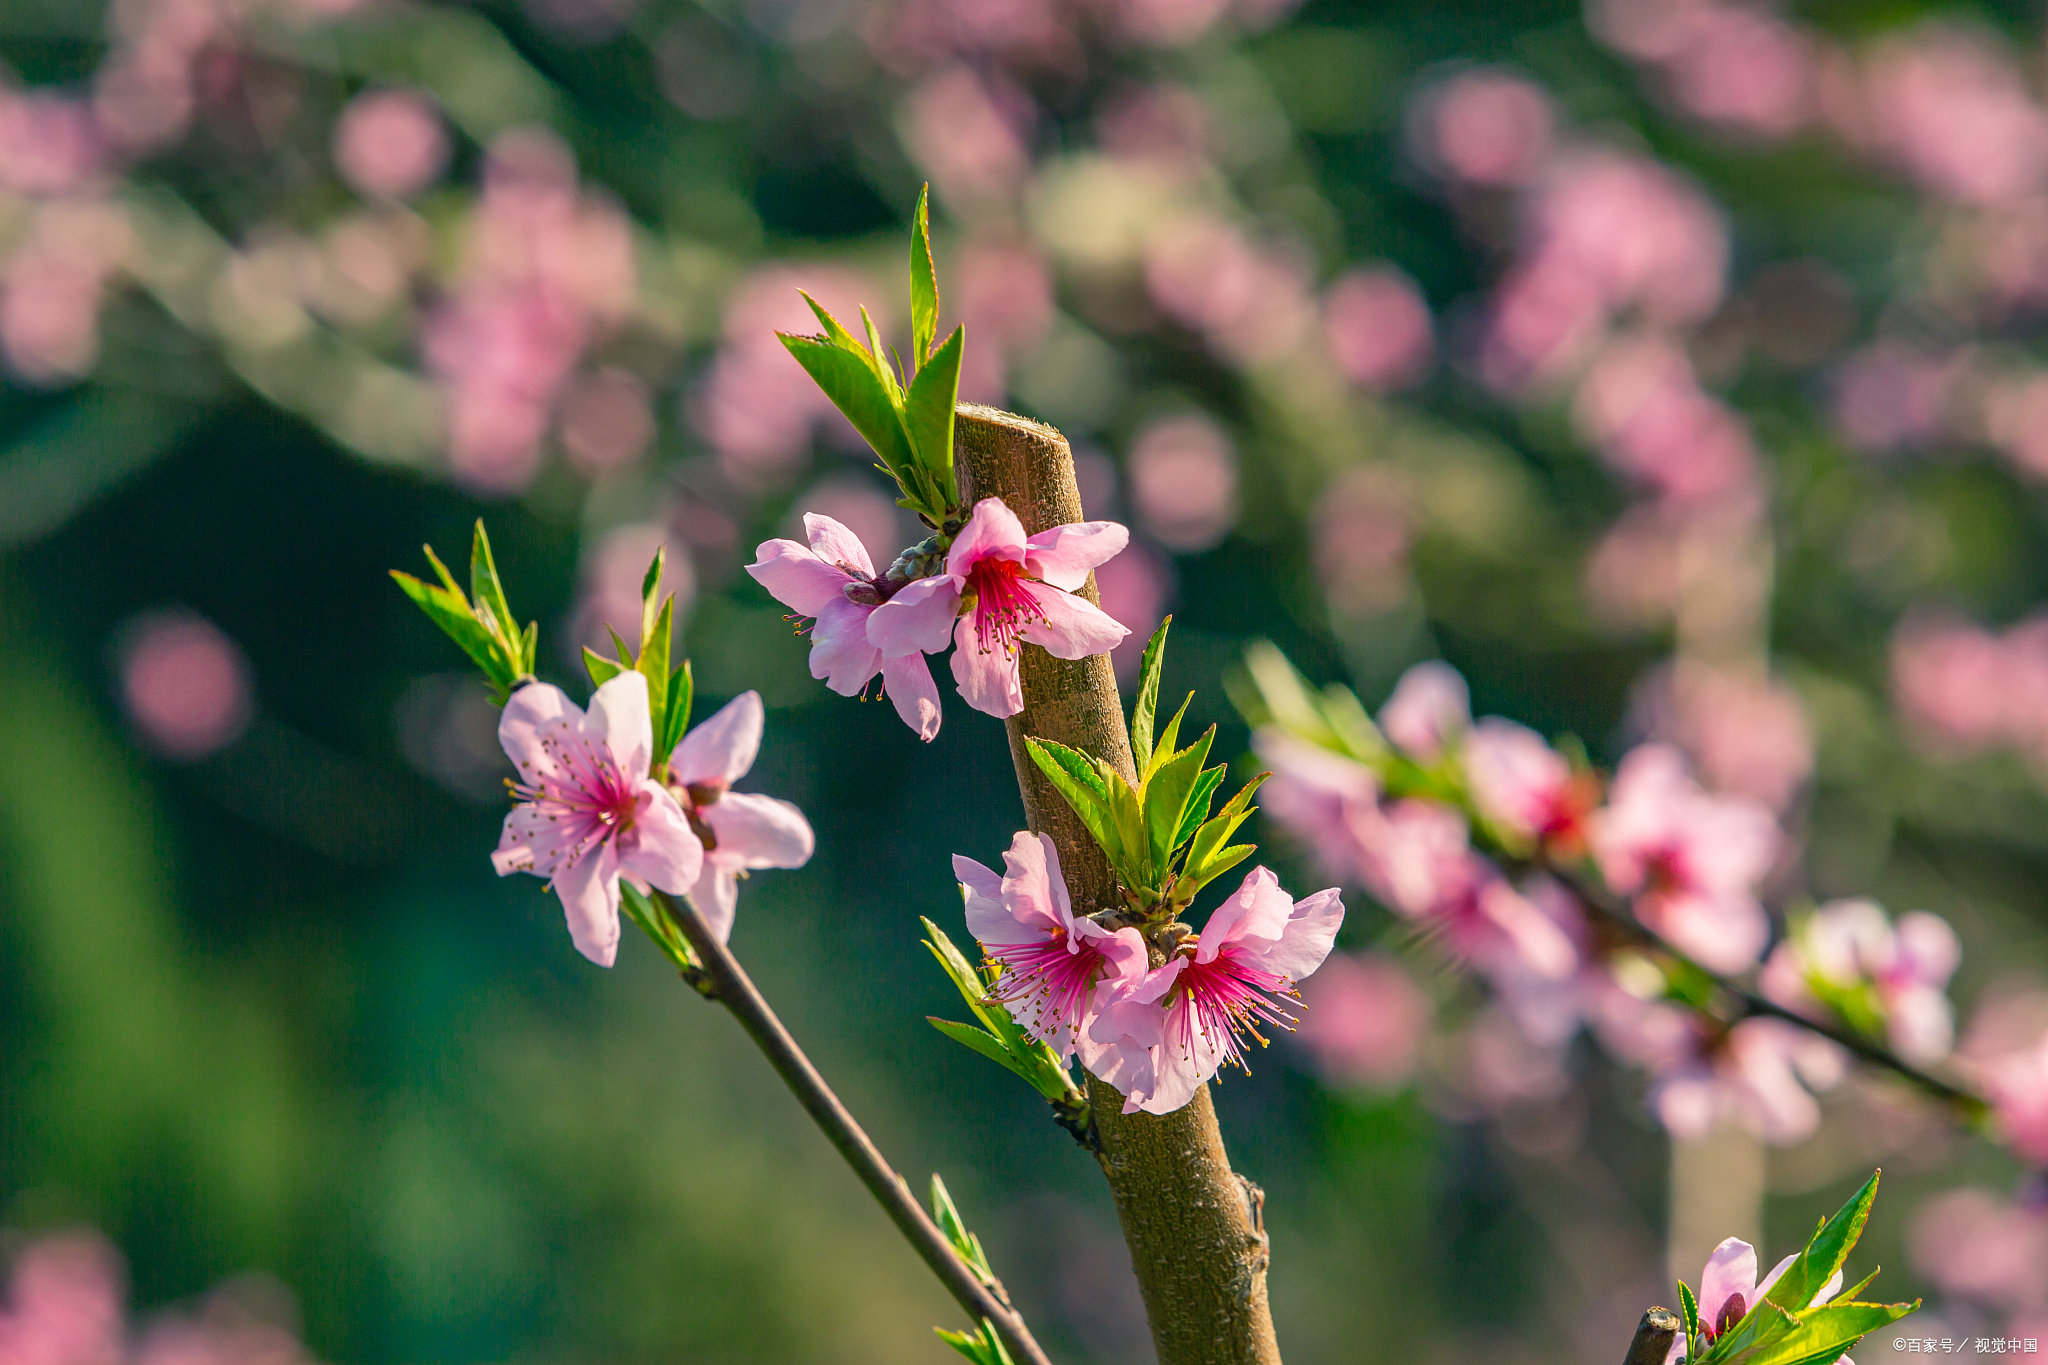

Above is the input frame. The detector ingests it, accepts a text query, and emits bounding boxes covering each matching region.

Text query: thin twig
[651,890,1055,1365]
[1623,1308,1682,1365]
[1540,862,1986,1116]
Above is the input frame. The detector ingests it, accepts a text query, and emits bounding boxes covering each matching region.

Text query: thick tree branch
[1624,1308,1682,1365]
[957,403,1283,1365]
[650,889,1055,1365]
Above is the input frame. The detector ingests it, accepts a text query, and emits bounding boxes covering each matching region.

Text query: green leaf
[911,184,939,368]
[935,1321,1014,1365]
[1729,1302,1918,1365]
[1108,770,1148,884]
[469,520,518,657]
[1130,616,1171,775]
[1679,1279,1701,1361]
[1172,765,1227,856]
[800,291,881,371]
[923,917,1081,1103]
[1024,737,1124,867]
[779,333,918,480]
[928,1174,996,1285]
[520,620,538,674]
[928,1017,1040,1085]
[1768,1172,1882,1319]
[638,594,674,757]
[618,881,696,972]
[904,324,963,500]
[390,571,506,692]
[421,542,464,598]
[1182,843,1254,897]
[1148,692,1194,783]
[860,306,901,400]
[661,661,694,758]
[640,547,665,644]
[583,645,625,688]
[605,624,635,668]
[1143,725,1215,877]
[1183,773,1268,887]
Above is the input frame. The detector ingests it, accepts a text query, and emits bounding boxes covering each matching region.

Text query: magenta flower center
[1170,946,1299,1074]
[967,557,1049,658]
[988,929,1100,1043]
[511,728,641,874]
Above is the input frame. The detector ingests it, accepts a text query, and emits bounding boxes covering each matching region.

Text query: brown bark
[1623,1309,1683,1365]
[956,403,1282,1365]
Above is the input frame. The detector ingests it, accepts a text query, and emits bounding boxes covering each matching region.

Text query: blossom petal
[1698,1237,1759,1330]
[945,497,1029,577]
[809,599,884,695]
[1195,866,1295,962]
[955,855,1029,945]
[617,784,704,892]
[1018,587,1129,660]
[493,801,581,879]
[587,671,654,780]
[499,681,581,783]
[689,865,740,944]
[867,575,961,657]
[803,513,876,578]
[702,792,814,870]
[555,841,623,967]
[880,651,943,740]
[1248,886,1345,984]
[1000,831,1073,933]
[951,613,1025,717]
[672,690,763,786]
[1025,520,1131,590]
[746,538,848,616]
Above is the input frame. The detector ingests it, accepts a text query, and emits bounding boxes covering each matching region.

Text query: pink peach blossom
[492,673,702,967]
[1647,1015,1847,1146]
[746,514,943,740]
[1661,8,1815,139]
[866,498,1129,719]
[1379,660,1469,760]
[1590,743,1779,972]
[118,611,254,760]
[1461,718,1595,853]
[1253,731,1382,885]
[1292,950,1432,1089]
[1411,69,1555,188]
[1760,899,1960,1064]
[1084,867,1344,1114]
[1126,414,1239,552]
[663,691,815,943]
[0,1232,124,1365]
[1985,1028,2048,1166]
[1322,265,1434,391]
[956,830,1148,1058]
[901,67,1031,205]
[1862,28,2048,206]
[332,88,448,200]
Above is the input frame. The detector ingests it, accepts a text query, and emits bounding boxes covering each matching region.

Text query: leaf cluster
[927,1175,1016,1365]
[389,521,538,706]
[921,917,1083,1108]
[1025,619,1265,916]
[779,186,964,527]
[580,547,694,776]
[1681,1172,1917,1365]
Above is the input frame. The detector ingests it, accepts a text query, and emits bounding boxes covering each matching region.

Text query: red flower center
[967,557,1048,658]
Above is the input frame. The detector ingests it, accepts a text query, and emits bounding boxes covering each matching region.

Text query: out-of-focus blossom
[117,611,254,760]
[790,478,910,570]
[523,0,642,43]
[332,88,448,200]
[1760,899,1961,1064]
[1096,83,1210,171]
[1984,372,2048,479]
[558,368,654,474]
[863,0,1071,74]
[1984,1028,2048,1166]
[1379,660,1469,761]
[1862,28,2048,207]
[1084,867,1344,1114]
[1144,213,1313,366]
[1632,664,1814,811]
[1462,718,1596,854]
[492,673,702,967]
[1889,612,2048,761]
[1909,1188,2048,1314]
[1093,537,1172,683]
[1648,1015,1847,1144]
[955,237,1054,403]
[1322,266,1434,391]
[1125,414,1239,552]
[746,513,944,741]
[1574,335,1756,504]
[0,89,107,196]
[1111,0,1232,48]
[1254,731,1381,885]
[1,200,131,384]
[0,1231,124,1365]
[1313,464,1415,617]
[1831,343,1959,454]
[663,691,815,941]
[1585,503,1685,629]
[1293,950,1433,1089]
[900,67,1031,206]
[570,521,695,659]
[957,830,1148,1058]
[1660,8,1814,139]
[1590,743,1778,972]
[866,497,1129,719]
[1408,69,1555,188]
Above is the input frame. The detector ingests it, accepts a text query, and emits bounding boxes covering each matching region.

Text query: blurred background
[1,0,2046,1360]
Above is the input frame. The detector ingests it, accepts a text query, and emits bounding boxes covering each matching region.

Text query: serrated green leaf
[421,542,463,598]
[780,333,918,480]
[583,645,625,688]
[1143,725,1214,877]
[1680,1279,1702,1361]
[1148,692,1193,783]
[935,1320,1013,1365]
[1182,843,1254,897]
[391,571,511,696]
[1172,765,1227,856]
[638,594,674,754]
[520,619,538,674]
[605,624,635,668]
[1108,769,1148,884]
[922,917,1017,1041]
[1768,1172,1882,1321]
[911,185,939,368]
[660,661,693,759]
[470,520,517,653]
[928,1017,1040,1084]
[860,306,901,400]
[1729,1302,1917,1365]
[640,547,665,644]
[800,291,881,372]
[1184,773,1268,882]
[904,325,963,502]
[928,1174,996,1284]
[1025,737,1124,866]
[1130,616,1171,775]
[619,880,696,971]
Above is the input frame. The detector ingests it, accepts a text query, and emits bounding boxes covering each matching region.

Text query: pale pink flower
[1527,151,1729,327]
[746,514,943,740]
[1253,731,1382,885]
[1573,335,1756,504]
[1660,8,1814,139]
[1084,867,1344,1114]
[1322,266,1434,391]
[1760,899,1960,1064]
[1113,0,1230,47]
[1096,83,1210,170]
[1862,28,2048,206]
[1908,1188,2048,1313]
[1584,502,1684,629]
[1410,69,1555,188]
[955,238,1053,403]
[1984,1029,2048,1166]
[1126,414,1239,552]
[0,1232,124,1365]
[1590,743,1778,972]
[1890,615,2013,752]
[901,67,1032,206]
[332,89,448,200]
[1649,1015,1847,1145]
[867,498,1130,719]
[492,672,703,967]
[1292,950,1432,1089]
[663,691,815,942]
[1379,660,1469,760]
[0,90,106,196]
[1668,1232,1851,1365]
[1312,464,1415,616]
[118,611,254,759]
[1462,718,1595,854]
[1144,214,1314,366]
[956,830,1148,1058]
[2,249,110,383]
